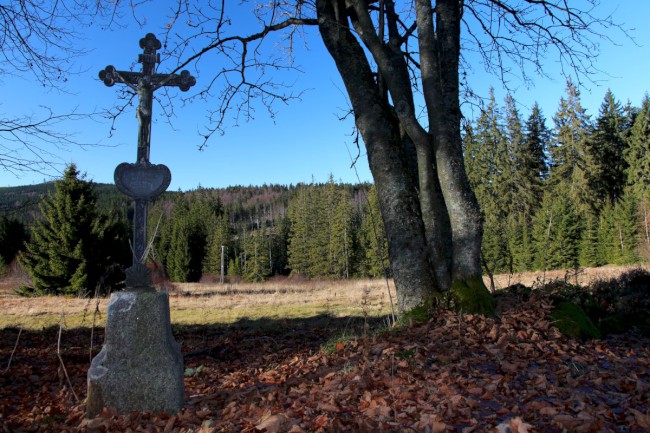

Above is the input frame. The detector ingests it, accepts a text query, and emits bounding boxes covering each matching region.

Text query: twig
[4,327,23,372]
[57,312,79,403]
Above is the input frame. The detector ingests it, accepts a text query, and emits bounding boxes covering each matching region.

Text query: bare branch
[0,108,105,178]
[460,0,632,92]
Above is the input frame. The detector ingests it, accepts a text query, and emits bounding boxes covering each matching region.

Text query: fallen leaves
[0,290,649,432]
[495,417,533,433]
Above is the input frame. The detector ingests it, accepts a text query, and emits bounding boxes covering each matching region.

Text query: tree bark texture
[317,0,438,312]
[317,0,493,315]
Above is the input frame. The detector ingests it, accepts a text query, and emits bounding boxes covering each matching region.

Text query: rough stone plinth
[86,291,184,418]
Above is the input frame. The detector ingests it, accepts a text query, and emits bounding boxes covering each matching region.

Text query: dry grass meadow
[0,264,648,330]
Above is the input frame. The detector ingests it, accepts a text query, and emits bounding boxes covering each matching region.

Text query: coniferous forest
[1,83,648,293]
[464,82,649,277]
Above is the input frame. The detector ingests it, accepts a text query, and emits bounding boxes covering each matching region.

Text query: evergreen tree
[601,191,639,265]
[503,95,524,210]
[507,212,533,273]
[242,230,270,282]
[468,90,512,273]
[167,213,191,282]
[579,210,603,267]
[0,216,27,275]
[324,176,356,278]
[19,164,128,296]
[359,185,389,278]
[466,89,506,205]
[306,185,330,277]
[203,213,232,277]
[625,93,650,251]
[186,189,219,281]
[549,79,592,211]
[270,216,290,276]
[228,257,241,278]
[532,185,582,271]
[589,90,629,206]
[287,185,314,276]
[522,102,550,198]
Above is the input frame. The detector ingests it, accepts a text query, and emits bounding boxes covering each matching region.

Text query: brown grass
[485,264,650,290]
[0,264,647,330]
[0,278,397,330]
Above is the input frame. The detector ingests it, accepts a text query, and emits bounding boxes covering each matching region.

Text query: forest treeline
[1,81,648,293]
[0,174,392,290]
[465,81,649,277]
[146,177,390,283]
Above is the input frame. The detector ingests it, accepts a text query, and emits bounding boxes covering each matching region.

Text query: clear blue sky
[1,1,649,191]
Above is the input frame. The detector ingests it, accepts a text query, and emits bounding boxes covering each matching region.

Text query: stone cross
[99,33,196,289]
[87,34,191,418]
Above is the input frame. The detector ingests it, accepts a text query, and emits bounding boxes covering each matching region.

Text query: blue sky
[1,1,649,190]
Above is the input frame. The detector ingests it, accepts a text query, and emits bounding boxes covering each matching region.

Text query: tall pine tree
[549,79,592,211]
[589,90,629,207]
[359,185,389,278]
[625,93,650,255]
[532,185,582,271]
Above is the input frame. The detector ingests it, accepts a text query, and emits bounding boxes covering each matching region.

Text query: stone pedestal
[86,291,184,417]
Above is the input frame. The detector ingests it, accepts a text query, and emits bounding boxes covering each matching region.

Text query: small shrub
[590,268,650,317]
[589,268,650,337]
[543,268,650,338]
[550,301,601,340]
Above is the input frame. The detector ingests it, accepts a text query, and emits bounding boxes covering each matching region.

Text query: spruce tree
[270,216,290,276]
[20,164,127,296]
[0,216,27,275]
[507,212,533,273]
[228,257,241,278]
[549,79,592,211]
[626,94,650,196]
[203,213,232,276]
[287,185,313,276]
[242,231,270,282]
[600,191,639,265]
[168,213,192,282]
[522,102,550,200]
[325,177,356,278]
[579,210,603,267]
[469,91,514,274]
[359,185,389,278]
[532,185,582,271]
[589,90,629,207]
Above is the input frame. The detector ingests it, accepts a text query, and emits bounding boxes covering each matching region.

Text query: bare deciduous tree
[122,0,628,315]
[0,0,117,177]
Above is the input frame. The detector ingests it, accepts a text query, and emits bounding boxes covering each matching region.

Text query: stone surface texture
[86,291,184,417]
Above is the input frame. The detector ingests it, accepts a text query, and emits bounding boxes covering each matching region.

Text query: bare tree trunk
[411,0,493,313]
[317,0,438,313]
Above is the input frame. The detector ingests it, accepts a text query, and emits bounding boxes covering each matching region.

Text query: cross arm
[151,70,196,92]
[99,65,141,89]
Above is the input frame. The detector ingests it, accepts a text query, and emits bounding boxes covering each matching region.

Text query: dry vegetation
[0,277,397,330]
[1,265,649,431]
[0,264,648,330]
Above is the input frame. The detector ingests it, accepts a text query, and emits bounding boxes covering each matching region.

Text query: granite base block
[86,291,184,417]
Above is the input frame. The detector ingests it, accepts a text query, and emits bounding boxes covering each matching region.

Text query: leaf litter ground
[0,290,648,432]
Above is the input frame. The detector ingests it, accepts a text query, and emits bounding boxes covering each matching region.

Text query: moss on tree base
[395,277,495,325]
[450,276,496,316]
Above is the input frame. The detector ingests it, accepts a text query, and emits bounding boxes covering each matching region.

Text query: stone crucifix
[99,33,196,289]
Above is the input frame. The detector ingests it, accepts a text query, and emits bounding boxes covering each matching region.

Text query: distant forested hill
[1,179,389,283]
